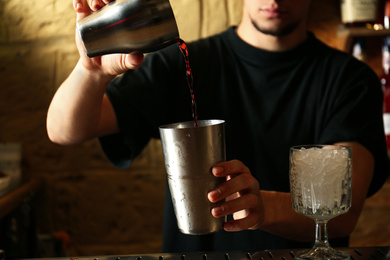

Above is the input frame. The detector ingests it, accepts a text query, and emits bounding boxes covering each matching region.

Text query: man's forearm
[259,190,315,242]
[259,190,359,242]
[47,60,114,145]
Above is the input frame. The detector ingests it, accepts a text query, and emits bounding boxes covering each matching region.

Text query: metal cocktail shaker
[77,0,179,57]
[159,120,226,235]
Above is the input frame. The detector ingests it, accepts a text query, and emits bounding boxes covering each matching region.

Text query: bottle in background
[384,0,390,29]
[380,36,390,149]
[341,0,381,28]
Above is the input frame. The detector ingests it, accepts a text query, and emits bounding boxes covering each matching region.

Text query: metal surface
[159,120,226,235]
[20,247,390,260]
[77,0,179,57]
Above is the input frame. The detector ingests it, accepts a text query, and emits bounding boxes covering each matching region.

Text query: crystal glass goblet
[289,145,352,260]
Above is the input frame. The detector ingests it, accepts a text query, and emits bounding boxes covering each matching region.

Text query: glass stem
[314,220,330,249]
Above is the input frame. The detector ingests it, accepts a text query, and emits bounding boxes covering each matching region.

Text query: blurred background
[0,0,389,258]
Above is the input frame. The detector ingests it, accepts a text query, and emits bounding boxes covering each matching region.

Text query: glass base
[295,246,350,260]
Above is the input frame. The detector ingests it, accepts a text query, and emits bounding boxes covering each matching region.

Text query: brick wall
[0,0,378,257]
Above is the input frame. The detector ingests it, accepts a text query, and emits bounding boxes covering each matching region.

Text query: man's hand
[73,0,144,77]
[208,160,264,231]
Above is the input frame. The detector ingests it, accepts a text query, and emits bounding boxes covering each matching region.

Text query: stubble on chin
[250,18,300,37]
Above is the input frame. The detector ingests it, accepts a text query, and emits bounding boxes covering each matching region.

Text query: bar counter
[20,247,390,260]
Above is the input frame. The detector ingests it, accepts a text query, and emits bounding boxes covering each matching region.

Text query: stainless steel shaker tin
[77,0,179,57]
[159,120,226,235]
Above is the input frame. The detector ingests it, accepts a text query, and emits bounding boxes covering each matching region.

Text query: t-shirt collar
[224,26,318,65]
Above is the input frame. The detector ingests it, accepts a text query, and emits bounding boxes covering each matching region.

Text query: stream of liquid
[177,38,198,127]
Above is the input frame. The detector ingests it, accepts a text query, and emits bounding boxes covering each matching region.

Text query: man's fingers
[73,0,91,12]
[73,0,93,20]
[73,0,106,14]
[212,160,250,178]
[90,0,105,11]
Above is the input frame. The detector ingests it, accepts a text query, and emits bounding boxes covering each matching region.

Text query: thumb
[122,52,144,71]
[129,52,144,67]
[108,52,145,75]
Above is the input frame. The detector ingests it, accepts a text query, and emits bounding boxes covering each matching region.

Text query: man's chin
[251,19,300,37]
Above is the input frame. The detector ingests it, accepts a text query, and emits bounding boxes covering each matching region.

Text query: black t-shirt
[100,27,389,252]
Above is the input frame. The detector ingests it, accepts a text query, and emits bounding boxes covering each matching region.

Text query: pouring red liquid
[177,38,198,127]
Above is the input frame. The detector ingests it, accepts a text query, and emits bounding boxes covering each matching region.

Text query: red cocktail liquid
[177,38,198,127]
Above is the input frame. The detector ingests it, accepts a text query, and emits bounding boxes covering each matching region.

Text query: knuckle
[246,193,259,206]
[240,172,253,183]
[232,159,249,172]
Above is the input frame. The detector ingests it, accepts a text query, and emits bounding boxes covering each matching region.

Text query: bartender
[47,0,389,253]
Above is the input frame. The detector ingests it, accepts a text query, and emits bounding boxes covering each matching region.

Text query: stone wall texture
[0,0,383,257]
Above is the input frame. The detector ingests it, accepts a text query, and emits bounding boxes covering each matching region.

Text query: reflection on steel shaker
[76,0,179,57]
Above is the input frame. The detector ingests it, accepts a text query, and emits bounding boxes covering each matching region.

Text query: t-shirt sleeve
[99,132,135,169]
[98,45,191,168]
